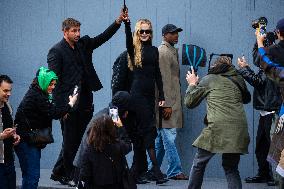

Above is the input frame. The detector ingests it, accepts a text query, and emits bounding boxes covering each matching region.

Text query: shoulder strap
[222,75,245,97]
[222,75,242,90]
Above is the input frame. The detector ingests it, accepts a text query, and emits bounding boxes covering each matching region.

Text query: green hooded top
[37,67,58,93]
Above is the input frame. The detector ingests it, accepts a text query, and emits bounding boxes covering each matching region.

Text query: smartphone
[73,85,78,96]
[109,106,119,122]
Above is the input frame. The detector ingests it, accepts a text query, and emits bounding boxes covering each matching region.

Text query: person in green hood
[184,56,251,189]
[14,67,77,189]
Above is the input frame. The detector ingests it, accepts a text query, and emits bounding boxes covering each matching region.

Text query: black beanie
[110,91,130,116]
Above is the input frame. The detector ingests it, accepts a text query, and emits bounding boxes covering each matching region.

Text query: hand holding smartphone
[109,106,119,122]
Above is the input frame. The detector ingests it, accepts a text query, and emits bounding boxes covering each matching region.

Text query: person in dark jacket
[237,41,282,186]
[241,18,284,183]
[47,10,128,186]
[124,15,167,184]
[14,67,77,189]
[79,114,132,189]
[0,75,20,189]
[74,91,131,168]
[111,52,149,184]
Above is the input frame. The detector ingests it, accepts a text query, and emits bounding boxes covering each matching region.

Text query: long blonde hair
[128,19,153,70]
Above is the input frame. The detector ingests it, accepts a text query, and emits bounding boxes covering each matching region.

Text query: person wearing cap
[147,24,188,180]
[0,75,21,189]
[73,91,132,169]
[185,56,251,189]
[237,18,284,186]
[240,18,284,184]
[261,18,284,66]
[14,67,78,189]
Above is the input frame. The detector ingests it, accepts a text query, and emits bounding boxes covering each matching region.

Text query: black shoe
[50,173,60,181]
[145,170,156,181]
[136,177,150,184]
[267,179,277,186]
[245,175,267,183]
[156,178,169,185]
[50,173,70,185]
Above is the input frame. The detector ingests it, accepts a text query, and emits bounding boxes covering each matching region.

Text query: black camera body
[252,17,278,47]
[251,17,268,33]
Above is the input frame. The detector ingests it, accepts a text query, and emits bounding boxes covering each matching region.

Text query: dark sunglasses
[139,29,152,34]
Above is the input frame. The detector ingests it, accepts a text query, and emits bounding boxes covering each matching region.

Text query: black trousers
[52,108,93,180]
[255,113,274,178]
[124,110,148,179]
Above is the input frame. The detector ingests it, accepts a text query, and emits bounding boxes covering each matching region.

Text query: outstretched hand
[237,56,249,68]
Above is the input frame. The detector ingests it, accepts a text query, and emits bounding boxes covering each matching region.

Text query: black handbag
[102,150,137,189]
[121,156,137,189]
[21,109,54,148]
[27,127,54,145]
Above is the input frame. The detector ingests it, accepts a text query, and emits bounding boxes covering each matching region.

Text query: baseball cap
[162,24,183,35]
[276,18,284,32]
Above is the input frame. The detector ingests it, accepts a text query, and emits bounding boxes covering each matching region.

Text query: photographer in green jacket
[184,56,251,189]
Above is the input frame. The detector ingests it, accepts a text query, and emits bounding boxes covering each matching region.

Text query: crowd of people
[1,6,284,189]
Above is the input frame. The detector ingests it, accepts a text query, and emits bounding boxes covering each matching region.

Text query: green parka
[184,67,251,154]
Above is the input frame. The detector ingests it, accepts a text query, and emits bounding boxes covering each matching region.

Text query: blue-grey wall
[1,0,283,179]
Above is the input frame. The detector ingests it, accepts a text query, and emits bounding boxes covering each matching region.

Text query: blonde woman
[124,17,167,184]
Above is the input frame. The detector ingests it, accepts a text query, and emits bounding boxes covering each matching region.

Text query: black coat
[267,40,284,65]
[238,42,284,111]
[79,140,131,187]
[238,67,282,111]
[15,83,70,140]
[125,22,164,101]
[1,103,14,163]
[47,22,121,107]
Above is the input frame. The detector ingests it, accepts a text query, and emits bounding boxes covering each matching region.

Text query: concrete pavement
[16,168,278,189]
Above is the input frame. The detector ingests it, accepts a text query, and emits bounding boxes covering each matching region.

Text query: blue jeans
[188,148,241,189]
[0,162,16,189]
[148,128,182,178]
[15,141,41,189]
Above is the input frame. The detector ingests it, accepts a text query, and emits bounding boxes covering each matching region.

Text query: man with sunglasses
[147,24,188,180]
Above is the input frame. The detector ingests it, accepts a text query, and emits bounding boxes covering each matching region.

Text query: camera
[251,17,268,36]
[252,17,278,47]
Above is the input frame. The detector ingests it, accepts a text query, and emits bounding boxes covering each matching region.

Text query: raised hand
[186,66,199,86]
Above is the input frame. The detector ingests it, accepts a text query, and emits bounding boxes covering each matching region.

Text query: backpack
[111,51,133,96]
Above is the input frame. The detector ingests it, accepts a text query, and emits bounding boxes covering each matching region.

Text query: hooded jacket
[15,72,70,141]
[184,66,251,153]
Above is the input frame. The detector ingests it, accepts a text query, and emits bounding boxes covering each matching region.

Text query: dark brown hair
[0,75,13,85]
[87,114,117,152]
[62,18,81,31]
